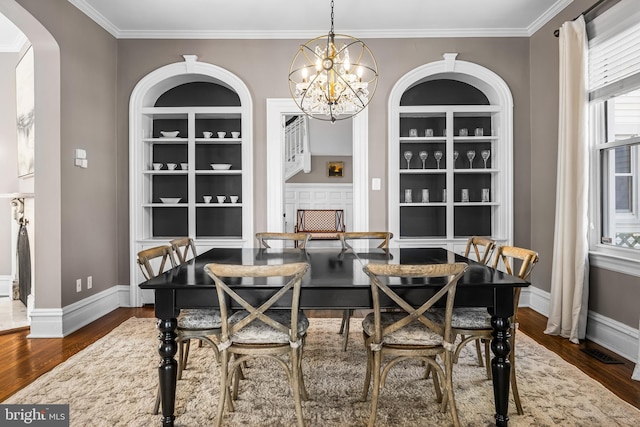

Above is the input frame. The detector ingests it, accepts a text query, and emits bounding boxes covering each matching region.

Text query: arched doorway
[0,0,62,337]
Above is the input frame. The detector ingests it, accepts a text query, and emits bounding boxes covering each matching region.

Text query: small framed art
[327,161,344,177]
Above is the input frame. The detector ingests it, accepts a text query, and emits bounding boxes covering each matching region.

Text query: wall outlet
[87,276,92,289]
[76,278,82,293]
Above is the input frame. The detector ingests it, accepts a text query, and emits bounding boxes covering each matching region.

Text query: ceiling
[2,0,573,52]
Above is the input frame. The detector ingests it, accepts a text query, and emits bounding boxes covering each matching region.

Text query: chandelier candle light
[289,0,378,122]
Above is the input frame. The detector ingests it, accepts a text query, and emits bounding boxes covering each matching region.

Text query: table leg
[157,318,178,427]
[491,315,511,427]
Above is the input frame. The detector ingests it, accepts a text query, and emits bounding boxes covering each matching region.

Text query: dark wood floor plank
[1,307,638,411]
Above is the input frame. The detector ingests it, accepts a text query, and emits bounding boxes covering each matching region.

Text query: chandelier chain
[330,0,335,34]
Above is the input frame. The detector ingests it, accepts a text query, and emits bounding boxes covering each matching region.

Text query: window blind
[587,1,640,101]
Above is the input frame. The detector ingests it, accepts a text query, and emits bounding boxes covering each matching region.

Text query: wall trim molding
[28,285,129,338]
[0,275,13,297]
[586,311,639,363]
[523,286,638,363]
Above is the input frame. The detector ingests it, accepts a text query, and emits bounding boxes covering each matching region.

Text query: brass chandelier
[288,0,378,122]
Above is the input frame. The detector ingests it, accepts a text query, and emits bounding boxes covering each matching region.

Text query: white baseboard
[0,275,12,297]
[586,311,639,363]
[521,286,638,364]
[28,285,130,338]
[521,286,551,317]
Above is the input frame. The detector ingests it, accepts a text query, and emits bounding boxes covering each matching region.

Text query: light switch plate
[372,178,381,191]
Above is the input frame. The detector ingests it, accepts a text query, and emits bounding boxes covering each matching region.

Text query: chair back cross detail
[137,245,176,280]
[205,263,310,344]
[364,263,468,345]
[170,237,197,264]
[464,236,496,265]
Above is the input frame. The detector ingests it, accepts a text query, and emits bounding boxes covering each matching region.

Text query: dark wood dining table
[139,246,529,427]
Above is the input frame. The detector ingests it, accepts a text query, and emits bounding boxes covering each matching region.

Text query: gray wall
[115,37,532,283]
[0,51,18,274]
[16,0,118,305]
[529,0,640,329]
[9,0,637,330]
[287,155,353,184]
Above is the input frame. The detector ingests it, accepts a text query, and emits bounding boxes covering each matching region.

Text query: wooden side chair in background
[361,262,469,427]
[255,232,311,249]
[337,231,394,351]
[294,209,345,245]
[205,262,310,427]
[448,245,539,415]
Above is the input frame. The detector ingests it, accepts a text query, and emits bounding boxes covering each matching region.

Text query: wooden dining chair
[458,236,496,367]
[170,236,197,263]
[337,231,394,351]
[361,262,468,427]
[255,232,311,249]
[448,245,538,415]
[204,262,310,427]
[169,237,218,381]
[137,245,176,281]
[464,236,496,265]
[138,245,222,416]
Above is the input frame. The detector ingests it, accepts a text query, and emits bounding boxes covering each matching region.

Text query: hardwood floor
[1,307,638,410]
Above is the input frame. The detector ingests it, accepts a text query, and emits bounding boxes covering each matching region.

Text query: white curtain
[544,16,590,345]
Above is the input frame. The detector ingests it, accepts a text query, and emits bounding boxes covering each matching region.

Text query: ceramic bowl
[217,132,226,138]
[160,131,179,137]
[211,164,232,170]
[231,131,240,138]
[160,197,181,204]
[152,163,163,170]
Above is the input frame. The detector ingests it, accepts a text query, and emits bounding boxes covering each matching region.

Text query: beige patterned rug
[3,317,639,426]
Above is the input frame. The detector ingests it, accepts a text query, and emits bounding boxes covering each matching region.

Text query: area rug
[3,317,639,426]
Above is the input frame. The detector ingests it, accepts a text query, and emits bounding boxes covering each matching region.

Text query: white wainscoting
[284,183,353,241]
[0,275,13,297]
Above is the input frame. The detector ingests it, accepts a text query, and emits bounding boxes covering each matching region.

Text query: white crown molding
[67,0,120,38]
[66,0,565,40]
[116,27,532,40]
[526,0,574,36]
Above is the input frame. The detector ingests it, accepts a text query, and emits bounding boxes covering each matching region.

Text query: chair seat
[429,307,491,330]
[362,312,443,346]
[228,310,309,344]
[178,309,222,330]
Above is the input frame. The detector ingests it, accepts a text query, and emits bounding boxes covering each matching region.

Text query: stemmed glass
[434,150,443,169]
[467,150,476,169]
[419,151,428,169]
[403,151,413,169]
[453,150,459,167]
[481,149,491,168]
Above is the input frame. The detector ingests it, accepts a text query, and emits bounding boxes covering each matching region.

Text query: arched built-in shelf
[388,53,513,255]
[129,55,253,306]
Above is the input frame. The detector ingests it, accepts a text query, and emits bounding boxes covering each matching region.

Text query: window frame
[589,103,640,278]
[586,1,640,277]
